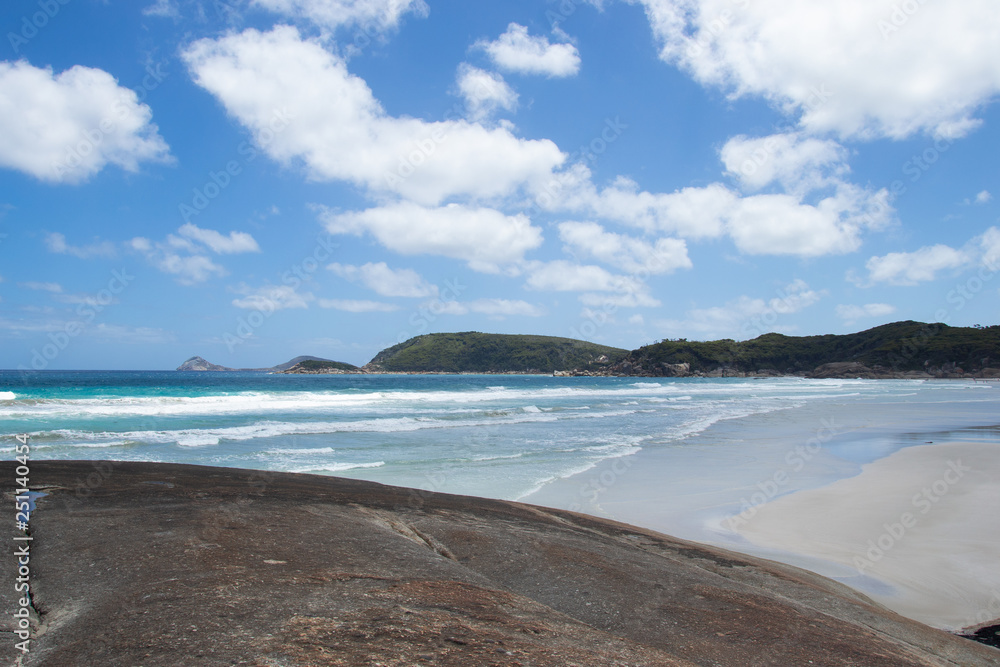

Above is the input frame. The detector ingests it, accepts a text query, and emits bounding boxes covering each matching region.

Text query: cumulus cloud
[431,298,545,318]
[317,298,399,312]
[45,232,117,259]
[328,261,436,297]
[657,280,823,340]
[864,245,971,286]
[252,0,428,31]
[633,0,1000,139]
[524,260,621,292]
[836,303,897,325]
[232,284,312,310]
[321,202,543,273]
[0,61,170,183]
[477,23,581,77]
[557,221,691,274]
[129,236,226,285]
[553,167,890,257]
[178,223,261,254]
[456,64,518,121]
[182,26,564,205]
[720,132,848,194]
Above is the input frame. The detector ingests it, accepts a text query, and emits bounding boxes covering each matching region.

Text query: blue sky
[1,0,998,370]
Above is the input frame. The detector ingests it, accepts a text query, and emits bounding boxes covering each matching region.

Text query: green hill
[613,321,1000,376]
[285,359,360,372]
[365,332,628,374]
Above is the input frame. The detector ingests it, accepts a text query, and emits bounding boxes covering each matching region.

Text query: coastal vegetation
[178,322,1000,377]
[615,321,1000,376]
[364,332,628,374]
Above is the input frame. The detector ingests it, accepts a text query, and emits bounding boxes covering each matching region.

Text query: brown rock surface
[3,461,997,666]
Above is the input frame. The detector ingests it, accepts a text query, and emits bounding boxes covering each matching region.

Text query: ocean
[4,370,998,506]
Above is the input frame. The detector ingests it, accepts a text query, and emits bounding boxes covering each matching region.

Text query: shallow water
[4,371,996,503]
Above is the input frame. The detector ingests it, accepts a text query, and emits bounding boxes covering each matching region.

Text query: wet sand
[526,394,1000,631]
[736,441,1000,630]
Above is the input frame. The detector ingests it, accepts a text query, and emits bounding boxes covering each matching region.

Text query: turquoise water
[2,371,998,501]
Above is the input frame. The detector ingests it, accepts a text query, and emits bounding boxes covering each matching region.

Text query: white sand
[737,441,1000,630]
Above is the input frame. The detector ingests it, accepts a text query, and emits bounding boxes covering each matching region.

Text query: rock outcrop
[4,461,998,666]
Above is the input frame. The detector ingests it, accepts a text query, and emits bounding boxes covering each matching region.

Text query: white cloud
[725,187,884,257]
[836,303,897,325]
[477,23,581,77]
[558,221,691,274]
[467,299,545,317]
[633,0,1000,139]
[432,298,546,318]
[550,170,736,238]
[579,290,660,308]
[0,61,170,183]
[657,280,822,340]
[980,227,1000,270]
[550,167,890,257]
[525,260,620,292]
[19,281,62,293]
[720,132,848,194]
[45,232,117,259]
[328,261,436,297]
[973,190,992,205]
[232,284,312,310]
[129,236,226,285]
[317,298,399,312]
[178,223,261,254]
[252,0,428,31]
[456,64,518,121]
[182,26,564,205]
[321,202,543,273]
[142,0,179,18]
[864,245,970,285]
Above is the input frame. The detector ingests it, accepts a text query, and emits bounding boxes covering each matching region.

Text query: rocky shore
[3,461,998,666]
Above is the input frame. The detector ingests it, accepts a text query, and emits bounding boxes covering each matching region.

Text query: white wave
[0,377,893,422]
[522,405,542,413]
[30,440,133,450]
[265,446,337,455]
[288,461,385,474]
[0,391,15,401]
[176,435,221,447]
[471,452,525,462]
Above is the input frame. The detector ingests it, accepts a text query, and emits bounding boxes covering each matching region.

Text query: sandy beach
[526,389,1000,631]
[737,440,1000,630]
